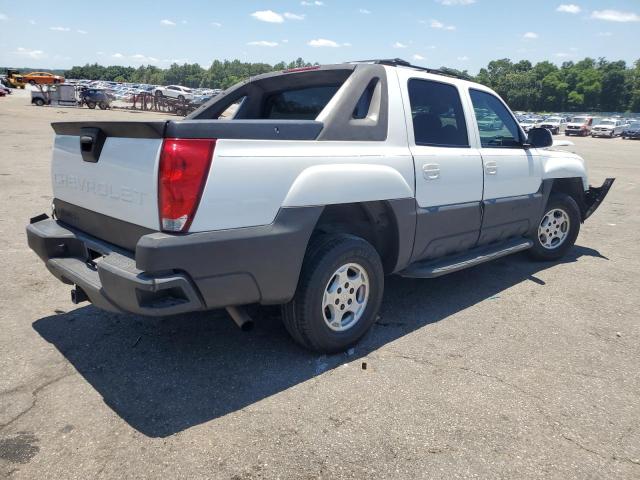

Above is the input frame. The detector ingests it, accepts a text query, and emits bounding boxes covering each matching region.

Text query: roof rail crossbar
[349,58,469,80]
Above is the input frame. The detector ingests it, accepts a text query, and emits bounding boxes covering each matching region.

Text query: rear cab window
[262,86,340,120]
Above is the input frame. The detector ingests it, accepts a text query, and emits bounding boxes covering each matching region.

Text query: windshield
[571,117,587,123]
[629,122,640,129]
[600,120,615,126]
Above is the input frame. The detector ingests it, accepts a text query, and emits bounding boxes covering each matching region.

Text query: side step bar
[400,238,534,279]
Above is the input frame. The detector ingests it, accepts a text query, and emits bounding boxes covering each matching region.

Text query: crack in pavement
[0,370,76,432]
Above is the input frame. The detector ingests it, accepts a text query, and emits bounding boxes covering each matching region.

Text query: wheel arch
[547,177,588,220]
[309,199,416,274]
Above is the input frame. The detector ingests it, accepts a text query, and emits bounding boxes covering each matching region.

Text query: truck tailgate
[51,122,165,231]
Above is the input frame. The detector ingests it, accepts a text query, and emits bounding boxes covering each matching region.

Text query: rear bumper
[27,206,322,316]
[27,218,204,316]
[583,178,615,221]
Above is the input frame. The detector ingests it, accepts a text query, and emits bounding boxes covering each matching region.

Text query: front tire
[282,234,384,353]
[86,101,96,109]
[528,194,580,261]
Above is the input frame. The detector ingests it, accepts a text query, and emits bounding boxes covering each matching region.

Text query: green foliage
[62,57,640,112]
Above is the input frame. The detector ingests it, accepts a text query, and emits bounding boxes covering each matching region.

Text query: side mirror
[527,127,553,148]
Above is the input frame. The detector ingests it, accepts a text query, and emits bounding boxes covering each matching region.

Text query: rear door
[398,71,484,262]
[468,88,543,245]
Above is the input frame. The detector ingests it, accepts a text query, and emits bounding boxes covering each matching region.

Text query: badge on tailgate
[79,127,106,163]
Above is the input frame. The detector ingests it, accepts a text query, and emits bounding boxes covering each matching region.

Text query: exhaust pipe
[71,286,89,304]
[226,306,254,332]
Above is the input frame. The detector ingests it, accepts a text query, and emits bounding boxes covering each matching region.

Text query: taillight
[158,138,215,232]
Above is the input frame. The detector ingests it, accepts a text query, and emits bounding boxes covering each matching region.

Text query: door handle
[484,161,498,175]
[422,163,440,180]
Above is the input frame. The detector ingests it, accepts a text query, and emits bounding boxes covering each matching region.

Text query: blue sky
[0,0,639,73]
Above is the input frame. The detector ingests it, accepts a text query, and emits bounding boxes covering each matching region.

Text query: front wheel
[98,101,108,110]
[528,194,581,261]
[86,101,96,109]
[282,234,384,353]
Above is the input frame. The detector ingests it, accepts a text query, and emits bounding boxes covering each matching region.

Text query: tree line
[62,57,640,112]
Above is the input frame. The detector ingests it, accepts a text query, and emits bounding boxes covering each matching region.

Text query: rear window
[262,86,340,120]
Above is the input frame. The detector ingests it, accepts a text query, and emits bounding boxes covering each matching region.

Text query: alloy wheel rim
[538,208,570,250]
[322,263,369,332]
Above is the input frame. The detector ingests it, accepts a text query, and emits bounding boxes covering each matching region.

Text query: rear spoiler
[51,120,324,141]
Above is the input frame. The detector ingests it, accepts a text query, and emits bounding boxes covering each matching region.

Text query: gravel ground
[1,89,639,479]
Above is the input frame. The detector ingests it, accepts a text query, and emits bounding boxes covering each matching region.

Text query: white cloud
[523,31,538,39]
[247,40,279,47]
[457,55,470,61]
[181,20,188,24]
[555,52,571,58]
[342,42,352,47]
[283,12,305,20]
[251,10,284,23]
[211,21,222,27]
[12,47,45,59]
[437,0,475,5]
[301,1,324,5]
[29,19,36,25]
[393,41,408,48]
[112,53,124,58]
[50,26,70,31]
[359,9,371,14]
[0,13,7,21]
[556,4,581,14]
[591,10,640,22]
[428,19,456,30]
[131,54,159,62]
[77,29,88,34]
[308,38,341,47]
[597,31,613,37]
[412,54,425,60]
[160,19,176,26]
[97,51,105,55]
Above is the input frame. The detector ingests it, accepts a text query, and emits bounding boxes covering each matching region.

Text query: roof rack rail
[349,58,470,80]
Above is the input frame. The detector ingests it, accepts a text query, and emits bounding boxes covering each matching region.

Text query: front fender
[282,164,414,207]
[541,151,588,190]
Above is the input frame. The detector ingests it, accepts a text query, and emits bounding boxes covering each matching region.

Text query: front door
[399,74,484,262]
[468,89,543,245]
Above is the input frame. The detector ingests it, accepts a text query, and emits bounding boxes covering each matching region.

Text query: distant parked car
[79,88,114,109]
[621,122,640,140]
[592,119,625,138]
[518,117,536,133]
[537,116,566,135]
[565,116,594,136]
[22,71,65,85]
[154,85,194,101]
[0,85,11,95]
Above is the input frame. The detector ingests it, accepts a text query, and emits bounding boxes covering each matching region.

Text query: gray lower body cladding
[26,206,323,316]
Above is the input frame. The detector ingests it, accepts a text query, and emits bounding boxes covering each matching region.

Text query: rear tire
[528,194,580,261]
[34,98,45,106]
[98,101,108,110]
[87,101,96,109]
[282,234,384,353]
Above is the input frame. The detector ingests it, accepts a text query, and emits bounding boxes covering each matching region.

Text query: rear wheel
[282,234,384,353]
[528,194,580,261]
[98,101,108,110]
[86,101,96,109]
[34,98,45,106]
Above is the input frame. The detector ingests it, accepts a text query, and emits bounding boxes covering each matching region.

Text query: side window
[470,89,522,148]
[352,79,378,119]
[408,79,469,147]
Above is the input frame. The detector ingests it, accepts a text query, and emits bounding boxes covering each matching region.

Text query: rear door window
[262,85,340,120]
[408,79,469,147]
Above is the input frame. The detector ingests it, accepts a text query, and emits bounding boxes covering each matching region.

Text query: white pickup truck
[27,59,614,353]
